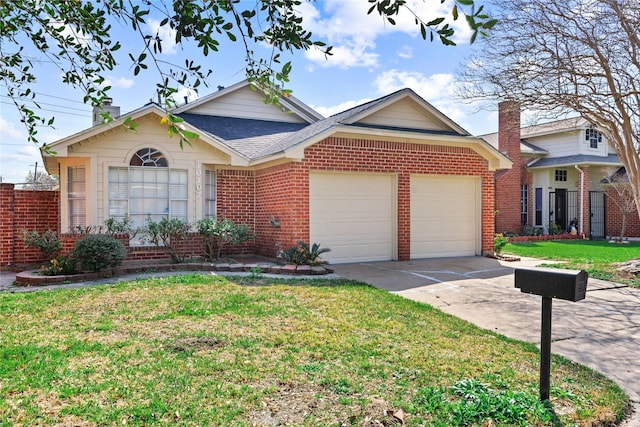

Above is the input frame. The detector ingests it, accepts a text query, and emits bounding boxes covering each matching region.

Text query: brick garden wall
[0,183,59,268]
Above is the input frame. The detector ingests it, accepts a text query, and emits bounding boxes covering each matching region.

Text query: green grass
[0,275,629,426]
[503,240,640,286]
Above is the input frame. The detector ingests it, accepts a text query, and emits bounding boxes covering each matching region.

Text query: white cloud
[147,18,178,55]
[171,85,200,106]
[299,0,473,69]
[104,76,135,89]
[397,46,413,59]
[311,98,373,118]
[0,145,41,163]
[0,116,25,140]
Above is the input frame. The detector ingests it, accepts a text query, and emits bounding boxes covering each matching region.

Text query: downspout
[574,165,584,236]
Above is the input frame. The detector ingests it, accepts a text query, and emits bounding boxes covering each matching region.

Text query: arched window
[108,147,187,245]
[130,148,168,167]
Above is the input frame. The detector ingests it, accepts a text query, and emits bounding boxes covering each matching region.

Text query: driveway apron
[332,256,640,425]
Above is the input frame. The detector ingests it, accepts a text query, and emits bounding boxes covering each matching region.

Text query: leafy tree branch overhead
[459,0,640,222]
[0,0,494,148]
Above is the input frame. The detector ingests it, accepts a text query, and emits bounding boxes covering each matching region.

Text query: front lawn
[503,240,640,287]
[0,275,629,426]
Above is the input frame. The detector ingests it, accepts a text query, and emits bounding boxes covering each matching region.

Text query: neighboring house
[42,80,510,264]
[484,101,639,239]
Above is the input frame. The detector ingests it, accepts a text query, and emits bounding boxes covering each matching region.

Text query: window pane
[204,169,216,218]
[68,166,86,230]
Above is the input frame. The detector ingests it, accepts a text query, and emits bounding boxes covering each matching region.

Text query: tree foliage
[1,0,494,148]
[459,0,640,220]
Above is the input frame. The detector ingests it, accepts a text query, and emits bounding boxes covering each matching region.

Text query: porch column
[577,165,590,237]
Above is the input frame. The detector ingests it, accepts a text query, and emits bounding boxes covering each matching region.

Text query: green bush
[196,217,254,260]
[72,234,127,272]
[41,255,77,276]
[21,229,61,260]
[493,233,509,254]
[280,241,331,265]
[143,217,191,263]
[521,225,543,236]
[104,216,139,238]
[549,222,563,235]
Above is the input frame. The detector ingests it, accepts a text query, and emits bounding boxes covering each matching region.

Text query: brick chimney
[92,98,121,126]
[495,101,523,234]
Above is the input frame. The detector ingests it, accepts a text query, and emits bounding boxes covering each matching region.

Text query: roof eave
[254,125,511,171]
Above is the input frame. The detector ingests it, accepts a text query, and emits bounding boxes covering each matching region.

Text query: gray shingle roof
[178,113,307,140]
[528,154,620,168]
[178,88,467,161]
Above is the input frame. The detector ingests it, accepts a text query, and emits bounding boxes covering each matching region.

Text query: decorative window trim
[585,126,602,150]
[555,169,567,182]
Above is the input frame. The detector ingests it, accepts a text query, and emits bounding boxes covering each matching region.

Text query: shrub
[143,217,191,263]
[21,229,61,260]
[549,222,563,235]
[41,255,77,276]
[493,233,509,255]
[72,234,127,272]
[196,217,254,260]
[280,241,331,265]
[104,216,139,238]
[521,225,543,236]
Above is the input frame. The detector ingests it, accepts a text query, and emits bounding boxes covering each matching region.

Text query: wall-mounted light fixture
[269,215,280,228]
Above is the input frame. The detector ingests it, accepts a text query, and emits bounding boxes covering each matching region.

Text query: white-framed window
[520,184,529,226]
[108,148,187,245]
[68,166,86,231]
[585,126,602,149]
[204,169,216,218]
[555,169,567,182]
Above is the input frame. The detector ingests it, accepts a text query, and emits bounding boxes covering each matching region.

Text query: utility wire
[0,95,90,112]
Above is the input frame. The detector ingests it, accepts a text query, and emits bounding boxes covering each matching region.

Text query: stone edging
[15,262,334,286]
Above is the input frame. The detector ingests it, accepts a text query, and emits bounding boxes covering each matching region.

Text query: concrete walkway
[331,256,640,426]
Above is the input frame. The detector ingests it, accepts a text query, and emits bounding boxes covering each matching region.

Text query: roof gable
[340,89,469,135]
[174,80,323,124]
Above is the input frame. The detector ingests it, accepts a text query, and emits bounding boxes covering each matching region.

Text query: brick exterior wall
[252,137,496,260]
[3,136,498,267]
[0,184,60,268]
[495,100,523,234]
[606,189,640,239]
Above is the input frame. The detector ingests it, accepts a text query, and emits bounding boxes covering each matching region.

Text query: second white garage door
[411,175,480,258]
[309,172,395,264]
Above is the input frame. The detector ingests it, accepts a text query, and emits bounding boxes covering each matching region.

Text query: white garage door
[411,175,480,258]
[310,172,395,264]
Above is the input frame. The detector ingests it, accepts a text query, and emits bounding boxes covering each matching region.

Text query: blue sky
[0,0,499,183]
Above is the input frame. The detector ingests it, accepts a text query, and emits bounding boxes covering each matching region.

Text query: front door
[554,189,567,231]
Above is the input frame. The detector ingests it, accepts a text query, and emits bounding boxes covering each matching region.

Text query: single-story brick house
[486,101,639,239]
[41,80,510,264]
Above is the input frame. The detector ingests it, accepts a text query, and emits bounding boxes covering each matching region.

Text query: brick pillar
[495,100,522,234]
[577,166,590,237]
[0,184,16,268]
[397,173,410,261]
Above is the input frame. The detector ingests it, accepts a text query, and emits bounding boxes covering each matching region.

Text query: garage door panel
[310,172,394,264]
[411,175,480,259]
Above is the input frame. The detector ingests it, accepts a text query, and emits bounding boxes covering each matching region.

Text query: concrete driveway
[332,256,640,425]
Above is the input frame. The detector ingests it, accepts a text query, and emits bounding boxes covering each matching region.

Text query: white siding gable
[356,98,452,132]
[185,85,306,123]
[526,131,579,158]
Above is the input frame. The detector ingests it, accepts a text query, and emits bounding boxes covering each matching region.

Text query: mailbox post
[515,268,588,401]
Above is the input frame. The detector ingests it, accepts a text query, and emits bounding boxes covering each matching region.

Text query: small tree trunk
[620,213,628,241]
